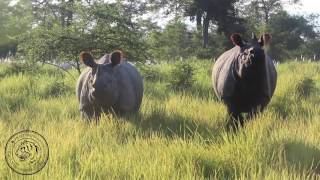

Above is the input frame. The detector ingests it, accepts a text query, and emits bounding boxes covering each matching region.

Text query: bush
[139,66,163,82]
[37,78,68,98]
[168,61,195,91]
[296,78,315,99]
[0,63,37,77]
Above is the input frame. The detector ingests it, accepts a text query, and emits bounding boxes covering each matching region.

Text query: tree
[147,20,228,60]
[237,0,300,29]
[18,0,148,73]
[185,0,246,47]
[266,11,317,60]
[148,0,245,48]
[0,0,32,58]
[147,21,192,60]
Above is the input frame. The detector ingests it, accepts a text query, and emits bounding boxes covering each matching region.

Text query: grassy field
[0,60,319,179]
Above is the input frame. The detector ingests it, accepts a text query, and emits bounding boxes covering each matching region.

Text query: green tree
[237,0,300,32]
[147,21,192,60]
[267,11,317,60]
[0,0,32,58]
[149,0,245,48]
[147,20,228,60]
[18,1,148,73]
[185,0,245,47]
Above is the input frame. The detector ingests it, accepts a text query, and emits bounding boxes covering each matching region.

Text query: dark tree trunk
[264,11,269,24]
[66,0,74,26]
[60,0,66,27]
[196,11,202,32]
[203,16,210,48]
[75,59,81,75]
[260,0,270,24]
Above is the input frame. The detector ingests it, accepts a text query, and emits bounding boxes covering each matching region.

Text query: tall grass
[0,61,319,179]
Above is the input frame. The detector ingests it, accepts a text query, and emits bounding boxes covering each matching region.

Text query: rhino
[76,51,143,120]
[212,33,277,127]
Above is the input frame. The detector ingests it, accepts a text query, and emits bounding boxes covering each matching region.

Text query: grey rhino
[212,33,277,127]
[76,51,143,120]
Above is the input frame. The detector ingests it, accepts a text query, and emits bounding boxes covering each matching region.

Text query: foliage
[139,65,164,82]
[147,21,228,60]
[185,0,246,47]
[238,0,283,24]
[296,78,315,99]
[16,0,148,74]
[0,0,320,65]
[305,38,320,59]
[0,0,32,58]
[0,63,38,78]
[168,61,195,91]
[266,11,317,61]
[147,21,193,60]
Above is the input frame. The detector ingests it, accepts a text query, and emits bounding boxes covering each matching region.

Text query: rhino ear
[80,52,97,68]
[230,33,244,47]
[110,50,123,66]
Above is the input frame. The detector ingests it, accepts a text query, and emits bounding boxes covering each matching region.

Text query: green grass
[0,61,319,179]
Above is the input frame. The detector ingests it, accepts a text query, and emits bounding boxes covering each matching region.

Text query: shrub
[296,78,315,99]
[37,78,68,98]
[168,61,195,91]
[0,63,37,77]
[139,66,163,82]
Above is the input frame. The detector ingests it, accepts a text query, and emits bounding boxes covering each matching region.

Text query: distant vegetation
[0,0,320,68]
[0,61,319,178]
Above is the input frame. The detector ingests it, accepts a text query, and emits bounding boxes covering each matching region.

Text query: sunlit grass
[0,61,319,179]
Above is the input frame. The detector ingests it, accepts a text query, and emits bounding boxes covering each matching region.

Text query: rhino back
[113,61,143,113]
[212,47,240,99]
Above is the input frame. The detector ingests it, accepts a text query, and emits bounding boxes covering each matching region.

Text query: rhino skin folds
[212,40,277,124]
[76,53,143,120]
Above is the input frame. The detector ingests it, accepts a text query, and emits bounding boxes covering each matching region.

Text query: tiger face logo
[5,130,49,175]
[15,140,39,164]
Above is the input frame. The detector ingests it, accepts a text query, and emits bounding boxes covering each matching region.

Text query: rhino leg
[226,105,245,130]
[247,97,269,119]
[247,105,264,120]
[222,97,243,127]
[81,106,102,123]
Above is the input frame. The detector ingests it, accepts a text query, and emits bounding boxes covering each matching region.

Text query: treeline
[0,0,319,65]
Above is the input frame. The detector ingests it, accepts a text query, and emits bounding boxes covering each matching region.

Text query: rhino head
[80,52,121,108]
[231,33,271,79]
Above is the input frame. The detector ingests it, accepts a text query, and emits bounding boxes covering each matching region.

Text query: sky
[285,0,320,14]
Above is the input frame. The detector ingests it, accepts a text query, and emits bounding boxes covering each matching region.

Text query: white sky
[285,0,320,14]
